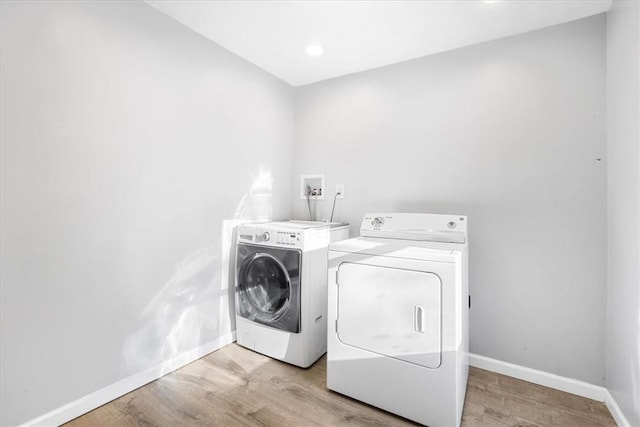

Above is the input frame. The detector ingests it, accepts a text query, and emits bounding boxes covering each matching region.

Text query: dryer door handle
[414,305,425,333]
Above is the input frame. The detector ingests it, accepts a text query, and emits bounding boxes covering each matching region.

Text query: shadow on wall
[123,244,225,372]
[234,168,273,222]
[123,168,273,372]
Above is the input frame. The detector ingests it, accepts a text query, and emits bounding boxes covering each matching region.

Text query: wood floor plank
[66,344,615,427]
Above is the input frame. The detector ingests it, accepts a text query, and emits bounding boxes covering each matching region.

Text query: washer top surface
[266,220,349,231]
[241,220,348,232]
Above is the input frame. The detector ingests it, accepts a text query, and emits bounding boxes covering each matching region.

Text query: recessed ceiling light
[483,0,499,3]
[306,45,324,57]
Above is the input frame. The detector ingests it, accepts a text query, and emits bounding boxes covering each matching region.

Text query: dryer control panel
[361,213,467,244]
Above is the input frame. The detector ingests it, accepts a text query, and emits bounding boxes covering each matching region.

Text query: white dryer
[236,220,349,368]
[327,213,469,427]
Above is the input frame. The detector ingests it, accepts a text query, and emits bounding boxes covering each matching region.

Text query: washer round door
[236,244,301,333]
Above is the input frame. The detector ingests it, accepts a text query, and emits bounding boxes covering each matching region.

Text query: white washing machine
[236,220,349,368]
[327,213,469,427]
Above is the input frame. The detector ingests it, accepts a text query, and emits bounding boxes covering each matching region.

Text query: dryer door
[336,262,442,368]
[236,244,301,333]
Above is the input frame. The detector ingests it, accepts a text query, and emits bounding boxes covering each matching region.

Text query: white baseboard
[604,389,632,427]
[469,353,635,426]
[468,353,607,402]
[21,332,236,427]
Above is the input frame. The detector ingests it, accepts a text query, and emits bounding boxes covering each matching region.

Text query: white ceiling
[146,0,612,86]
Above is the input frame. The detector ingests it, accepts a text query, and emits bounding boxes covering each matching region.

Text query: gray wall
[0,1,293,425]
[293,15,607,385]
[1,3,623,424]
[606,1,640,425]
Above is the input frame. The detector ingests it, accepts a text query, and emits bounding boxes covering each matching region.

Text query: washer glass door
[236,244,301,333]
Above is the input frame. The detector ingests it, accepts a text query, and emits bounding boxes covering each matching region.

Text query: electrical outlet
[336,184,344,199]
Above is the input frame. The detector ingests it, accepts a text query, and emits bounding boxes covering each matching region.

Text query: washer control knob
[372,217,385,227]
[256,232,270,243]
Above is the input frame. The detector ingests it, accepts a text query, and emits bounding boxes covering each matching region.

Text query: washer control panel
[255,231,270,243]
[275,231,301,246]
[237,225,302,248]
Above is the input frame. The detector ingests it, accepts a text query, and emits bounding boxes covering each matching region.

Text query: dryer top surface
[329,237,462,263]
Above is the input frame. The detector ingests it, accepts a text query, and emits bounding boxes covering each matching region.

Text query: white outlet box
[336,184,345,199]
[300,174,325,200]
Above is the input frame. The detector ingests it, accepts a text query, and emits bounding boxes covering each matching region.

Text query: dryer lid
[360,213,467,244]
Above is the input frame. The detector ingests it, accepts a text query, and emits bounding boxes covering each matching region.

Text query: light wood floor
[67,344,615,426]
